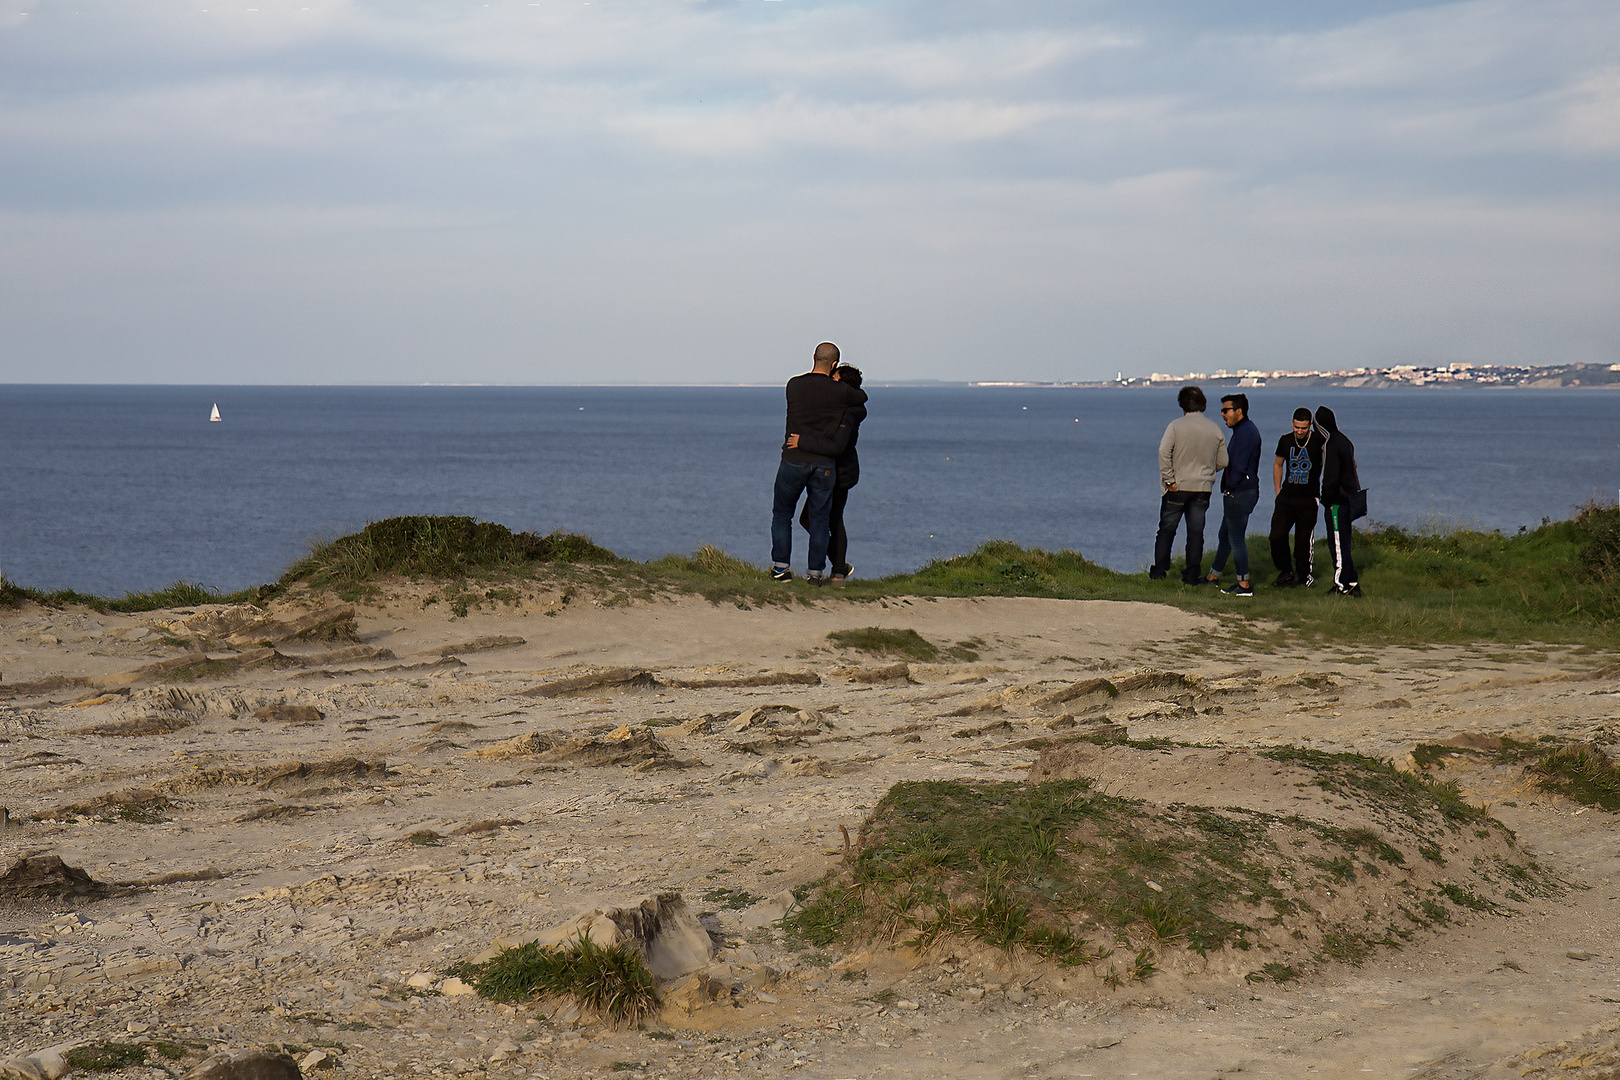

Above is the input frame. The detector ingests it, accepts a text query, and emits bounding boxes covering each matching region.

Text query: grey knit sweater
[1158,412,1230,493]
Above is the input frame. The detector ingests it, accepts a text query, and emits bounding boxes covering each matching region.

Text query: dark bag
[1349,488,1369,521]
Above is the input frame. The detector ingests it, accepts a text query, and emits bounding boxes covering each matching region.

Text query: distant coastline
[973,362,1620,390]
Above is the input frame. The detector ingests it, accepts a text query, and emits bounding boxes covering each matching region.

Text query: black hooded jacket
[1315,407,1360,505]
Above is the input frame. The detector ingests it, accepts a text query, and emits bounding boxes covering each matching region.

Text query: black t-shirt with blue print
[1275,431,1326,499]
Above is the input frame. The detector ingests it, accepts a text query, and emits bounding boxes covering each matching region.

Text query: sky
[0,0,1615,384]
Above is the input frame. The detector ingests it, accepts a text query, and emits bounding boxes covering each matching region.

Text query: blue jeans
[1211,486,1260,580]
[1152,490,1210,583]
[771,459,836,573]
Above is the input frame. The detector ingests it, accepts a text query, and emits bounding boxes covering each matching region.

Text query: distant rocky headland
[975,361,1620,390]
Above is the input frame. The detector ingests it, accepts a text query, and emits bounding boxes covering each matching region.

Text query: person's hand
[1165,482,1177,493]
[785,434,800,449]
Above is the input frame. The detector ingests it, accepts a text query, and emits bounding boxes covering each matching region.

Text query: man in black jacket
[1315,406,1362,597]
[771,343,868,584]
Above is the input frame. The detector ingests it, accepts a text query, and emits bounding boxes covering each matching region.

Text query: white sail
[210,403,222,422]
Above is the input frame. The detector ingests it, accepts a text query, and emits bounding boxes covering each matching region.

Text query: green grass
[1413,737,1620,813]
[64,1043,151,1071]
[452,932,660,1026]
[785,748,1553,980]
[7,503,1616,649]
[827,627,940,661]
[0,575,262,614]
[280,515,619,599]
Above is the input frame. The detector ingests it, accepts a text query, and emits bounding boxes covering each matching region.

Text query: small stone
[440,977,475,996]
[1566,950,1595,961]
[1006,988,1028,1004]
[756,992,780,1004]
[895,1000,919,1011]
[405,973,434,988]
[299,1050,335,1071]
[1145,880,1164,893]
[962,987,984,1001]
[1087,1036,1122,1049]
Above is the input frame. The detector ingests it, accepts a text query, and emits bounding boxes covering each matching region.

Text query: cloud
[0,0,1614,382]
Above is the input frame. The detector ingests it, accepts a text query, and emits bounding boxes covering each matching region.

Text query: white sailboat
[209,403,222,422]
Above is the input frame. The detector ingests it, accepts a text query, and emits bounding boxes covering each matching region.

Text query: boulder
[475,892,713,981]
[252,704,326,725]
[185,1049,302,1080]
[0,856,110,902]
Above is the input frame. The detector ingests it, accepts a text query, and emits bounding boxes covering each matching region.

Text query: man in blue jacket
[1203,393,1262,596]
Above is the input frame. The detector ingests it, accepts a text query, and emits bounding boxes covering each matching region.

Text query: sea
[0,385,1615,597]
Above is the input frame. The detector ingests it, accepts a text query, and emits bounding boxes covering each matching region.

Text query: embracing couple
[769,341,867,587]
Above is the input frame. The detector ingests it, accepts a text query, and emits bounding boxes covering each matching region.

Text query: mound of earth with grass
[788,739,1561,996]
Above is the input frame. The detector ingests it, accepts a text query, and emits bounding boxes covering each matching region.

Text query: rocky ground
[1,587,1617,1080]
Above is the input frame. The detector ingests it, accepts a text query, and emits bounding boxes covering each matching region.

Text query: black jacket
[791,404,865,488]
[782,373,867,464]
[1315,406,1360,505]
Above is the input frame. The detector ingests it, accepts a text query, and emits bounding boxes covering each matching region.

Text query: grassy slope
[3,507,1617,651]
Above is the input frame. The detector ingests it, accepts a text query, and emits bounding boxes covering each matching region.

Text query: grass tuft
[826,627,940,661]
[455,932,660,1026]
[283,516,618,597]
[65,1043,149,1072]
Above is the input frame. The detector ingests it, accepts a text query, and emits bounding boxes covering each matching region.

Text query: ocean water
[0,385,1615,597]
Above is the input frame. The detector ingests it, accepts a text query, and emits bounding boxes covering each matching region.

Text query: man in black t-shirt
[1269,407,1325,588]
[770,342,868,584]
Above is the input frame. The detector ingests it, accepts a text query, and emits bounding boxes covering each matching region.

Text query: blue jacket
[1221,417,1261,493]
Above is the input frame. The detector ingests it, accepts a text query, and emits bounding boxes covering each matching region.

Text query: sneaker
[835,563,854,579]
[1334,583,1363,597]
[807,574,826,587]
[1271,573,1296,588]
[1148,569,1167,581]
[770,567,793,582]
[1223,582,1254,597]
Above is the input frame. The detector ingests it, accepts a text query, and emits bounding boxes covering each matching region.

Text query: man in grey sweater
[1150,385,1229,583]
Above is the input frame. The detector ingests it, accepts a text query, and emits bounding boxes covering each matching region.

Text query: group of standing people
[767,350,1365,597]
[1152,385,1363,596]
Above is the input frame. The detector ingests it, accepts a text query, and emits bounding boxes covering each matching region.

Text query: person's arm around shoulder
[790,409,856,458]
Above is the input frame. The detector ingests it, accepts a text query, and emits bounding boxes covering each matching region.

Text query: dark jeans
[1211,486,1260,579]
[772,459,836,573]
[1152,490,1210,583]
[1270,495,1319,582]
[1325,502,1358,589]
[800,486,851,574]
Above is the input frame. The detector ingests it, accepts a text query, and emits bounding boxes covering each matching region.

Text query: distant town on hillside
[974,362,1620,390]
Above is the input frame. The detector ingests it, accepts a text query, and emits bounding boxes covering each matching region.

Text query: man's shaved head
[812,341,841,372]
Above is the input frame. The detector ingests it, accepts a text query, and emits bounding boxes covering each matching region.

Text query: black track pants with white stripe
[1325,503,1358,591]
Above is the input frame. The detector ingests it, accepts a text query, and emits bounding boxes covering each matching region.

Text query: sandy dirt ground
[1,588,1616,1080]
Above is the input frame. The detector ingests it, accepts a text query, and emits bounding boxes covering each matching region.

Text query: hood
[1314,406,1338,433]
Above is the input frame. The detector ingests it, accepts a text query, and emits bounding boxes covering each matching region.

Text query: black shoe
[1272,573,1297,588]
[770,567,793,583]
[807,574,827,587]
[835,563,854,579]
[1334,583,1362,597]
[1149,569,1167,580]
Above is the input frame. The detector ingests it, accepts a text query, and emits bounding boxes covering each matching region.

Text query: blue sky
[0,0,1615,383]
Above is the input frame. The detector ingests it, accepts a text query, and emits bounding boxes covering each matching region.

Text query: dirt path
[1,591,1615,1080]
